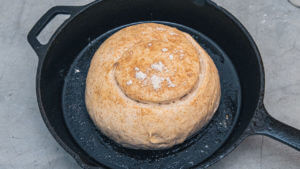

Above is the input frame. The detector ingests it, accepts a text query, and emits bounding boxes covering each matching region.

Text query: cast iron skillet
[27,0,300,168]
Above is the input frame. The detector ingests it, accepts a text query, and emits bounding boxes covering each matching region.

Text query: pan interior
[62,21,241,169]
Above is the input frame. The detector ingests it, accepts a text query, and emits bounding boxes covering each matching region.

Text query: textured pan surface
[62,21,241,169]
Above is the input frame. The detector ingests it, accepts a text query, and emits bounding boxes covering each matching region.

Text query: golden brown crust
[85,23,221,149]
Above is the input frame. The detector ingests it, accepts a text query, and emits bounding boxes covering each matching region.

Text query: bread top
[114,26,200,103]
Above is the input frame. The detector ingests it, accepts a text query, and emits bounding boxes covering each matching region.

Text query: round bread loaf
[85,23,221,149]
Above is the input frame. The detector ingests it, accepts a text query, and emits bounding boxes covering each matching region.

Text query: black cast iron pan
[27,0,300,168]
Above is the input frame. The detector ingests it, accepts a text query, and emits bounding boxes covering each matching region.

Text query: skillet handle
[27,6,82,58]
[249,104,300,150]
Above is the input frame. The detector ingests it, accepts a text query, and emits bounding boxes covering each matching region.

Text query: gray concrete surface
[0,0,299,168]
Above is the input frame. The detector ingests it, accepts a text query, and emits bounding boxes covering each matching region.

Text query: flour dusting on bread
[126,80,132,85]
[166,77,176,88]
[151,75,164,90]
[151,61,165,72]
[161,48,168,52]
[135,71,147,80]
